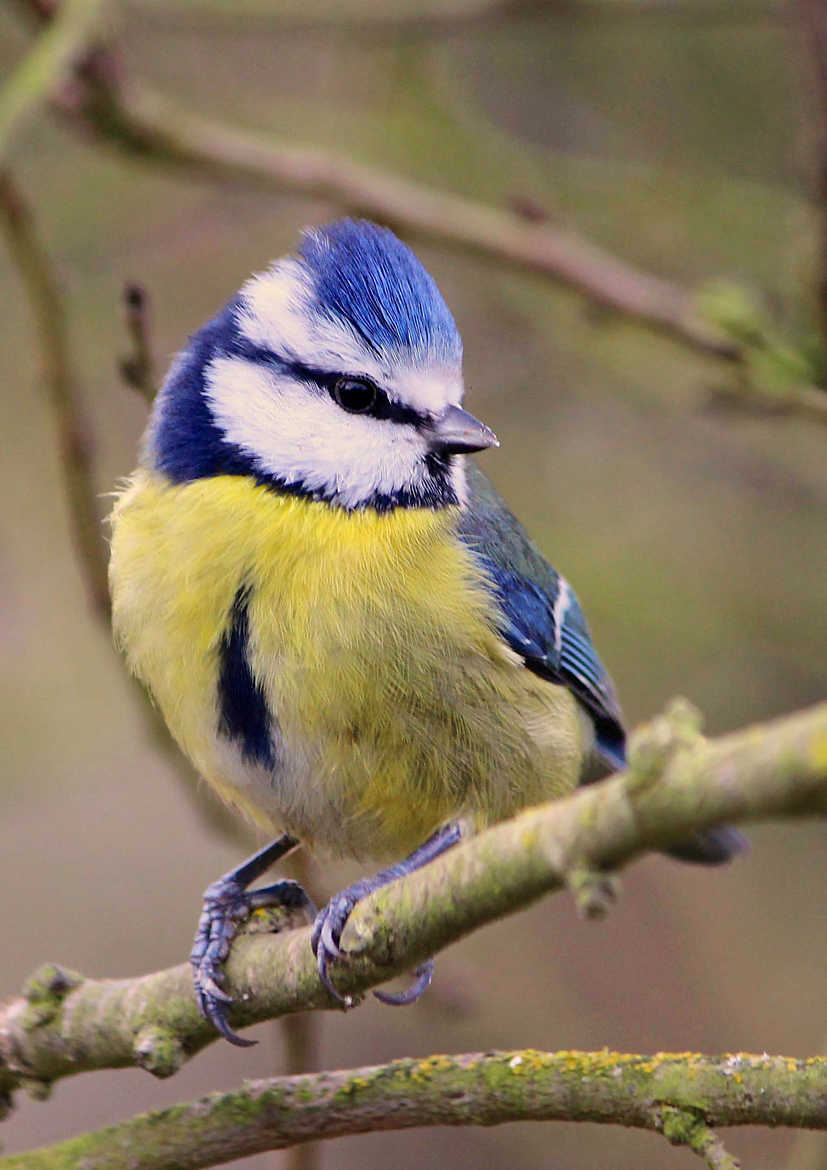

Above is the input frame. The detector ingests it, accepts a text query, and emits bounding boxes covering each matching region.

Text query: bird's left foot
[309,823,462,1005]
[310,882,435,1007]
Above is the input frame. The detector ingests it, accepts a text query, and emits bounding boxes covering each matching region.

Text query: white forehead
[236,260,463,417]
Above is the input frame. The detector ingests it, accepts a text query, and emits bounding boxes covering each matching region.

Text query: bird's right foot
[189,835,313,1046]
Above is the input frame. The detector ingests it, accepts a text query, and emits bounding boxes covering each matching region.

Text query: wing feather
[457,463,626,773]
[457,462,746,862]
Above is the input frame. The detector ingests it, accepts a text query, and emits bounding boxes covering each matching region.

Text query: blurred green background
[1,2,826,1167]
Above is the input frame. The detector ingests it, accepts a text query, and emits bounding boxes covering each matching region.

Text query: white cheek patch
[204,356,442,509]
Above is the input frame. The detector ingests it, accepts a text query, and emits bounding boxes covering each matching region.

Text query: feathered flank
[458,463,626,771]
[458,464,745,865]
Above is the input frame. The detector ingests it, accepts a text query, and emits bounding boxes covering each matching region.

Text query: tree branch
[796,0,827,351]
[10,0,826,418]
[0,1049,822,1169]
[0,168,110,617]
[0,698,824,1099]
[0,0,107,165]
[117,281,156,401]
[9,0,740,367]
[62,80,740,363]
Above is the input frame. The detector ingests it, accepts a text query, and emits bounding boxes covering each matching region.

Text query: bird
[109,218,745,1046]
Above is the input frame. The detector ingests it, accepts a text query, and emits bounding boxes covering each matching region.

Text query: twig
[14,0,827,419]
[692,1130,742,1170]
[659,1106,743,1169]
[0,169,110,617]
[11,0,827,422]
[0,697,824,1094]
[117,281,156,400]
[0,1049,823,1169]
[9,0,740,363]
[0,0,107,164]
[66,82,740,363]
[796,0,827,350]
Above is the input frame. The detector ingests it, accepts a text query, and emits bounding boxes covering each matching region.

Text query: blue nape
[147,299,262,485]
[297,220,462,364]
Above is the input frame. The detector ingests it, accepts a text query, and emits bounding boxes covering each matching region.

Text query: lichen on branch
[0,1049,824,1170]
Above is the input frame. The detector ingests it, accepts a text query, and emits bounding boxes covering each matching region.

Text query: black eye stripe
[325,375,424,427]
[310,367,416,425]
[224,333,429,428]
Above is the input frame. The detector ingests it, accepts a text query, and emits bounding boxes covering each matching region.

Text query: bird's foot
[191,874,313,1047]
[310,824,461,1007]
[373,958,435,1005]
[310,881,434,1007]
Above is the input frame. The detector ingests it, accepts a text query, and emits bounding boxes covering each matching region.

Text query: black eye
[332,376,378,414]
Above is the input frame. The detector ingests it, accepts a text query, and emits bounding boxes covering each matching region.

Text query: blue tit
[109,219,744,1045]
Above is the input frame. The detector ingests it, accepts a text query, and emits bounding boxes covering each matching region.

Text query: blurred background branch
[9,0,827,419]
[0,176,253,842]
[0,169,109,617]
[2,1048,824,1170]
[0,0,106,164]
[117,281,155,400]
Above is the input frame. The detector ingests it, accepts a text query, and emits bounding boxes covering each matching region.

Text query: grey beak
[425,404,499,456]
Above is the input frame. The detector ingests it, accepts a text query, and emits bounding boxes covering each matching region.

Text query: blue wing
[456,464,747,864]
[457,462,626,775]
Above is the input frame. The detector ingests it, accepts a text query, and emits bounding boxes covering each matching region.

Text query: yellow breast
[109,470,587,859]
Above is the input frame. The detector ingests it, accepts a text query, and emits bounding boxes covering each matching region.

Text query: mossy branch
[0,698,825,1102]
[1,1048,825,1170]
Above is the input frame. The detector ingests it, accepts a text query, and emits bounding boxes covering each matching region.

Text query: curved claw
[200,991,258,1048]
[199,975,233,1005]
[310,825,460,1008]
[193,967,258,1047]
[320,917,342,959]
[373,959,435,1006]
[313,892,435,1008]
[311,888,369,1006]
[316,943,349,1005]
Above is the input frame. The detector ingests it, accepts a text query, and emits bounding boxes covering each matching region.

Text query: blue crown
[296,219,462,365]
